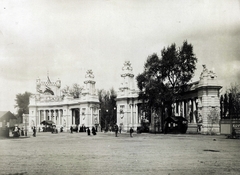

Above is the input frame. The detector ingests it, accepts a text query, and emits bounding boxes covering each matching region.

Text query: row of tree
[220,83,240,119]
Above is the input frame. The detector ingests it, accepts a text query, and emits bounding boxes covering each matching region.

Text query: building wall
[28,70,100,132]
[116,63,222,134]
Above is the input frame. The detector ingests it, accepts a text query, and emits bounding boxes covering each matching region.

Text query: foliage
[136,41,197,118]
[221,83,240,118]
[61,83,83,98]
[15,92,32,121]
[136,54,165,121]
[161,41,197,102]
[98,88,117,130]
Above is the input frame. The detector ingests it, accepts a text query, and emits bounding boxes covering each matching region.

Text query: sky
[0,0,240,113]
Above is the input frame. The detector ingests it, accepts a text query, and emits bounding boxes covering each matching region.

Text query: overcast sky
[0,0,239,113]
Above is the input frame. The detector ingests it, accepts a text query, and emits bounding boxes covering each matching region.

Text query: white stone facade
[28,70,100,132]
[116,61,141,132]
[116,62,222,134]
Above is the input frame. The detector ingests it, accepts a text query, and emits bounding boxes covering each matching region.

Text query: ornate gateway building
[116,61,222,134]
[28,70,100,132]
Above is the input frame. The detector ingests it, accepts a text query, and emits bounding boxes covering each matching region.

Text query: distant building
[0,111,17,127]
[28,70,100,132]
[0,111,17,136]
[116,62,222,134]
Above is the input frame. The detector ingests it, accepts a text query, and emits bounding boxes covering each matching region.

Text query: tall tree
[161,41,197,103]
[15,92,32,122]
[61,83,83,98]
[136,41,197,120]
[136,54,165,122]
[98,88,117,130]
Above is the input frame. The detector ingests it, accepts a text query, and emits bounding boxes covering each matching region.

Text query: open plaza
[0,131,239,175]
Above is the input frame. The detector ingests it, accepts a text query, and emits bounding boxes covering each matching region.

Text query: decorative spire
[121,61,134,77]
[84,70,95,84]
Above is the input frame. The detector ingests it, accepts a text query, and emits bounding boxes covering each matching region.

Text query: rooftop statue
[85,69,95,79]
[122,61,133,71]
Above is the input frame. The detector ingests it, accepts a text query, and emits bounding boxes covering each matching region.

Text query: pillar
[130,104,133,125]
[193,99,196,123]
[44,110,46,121]
[91,107,93,127]
[58,110,61,125]
[136,104,138,124]
[182,101,185,118]
[53,110,56,124]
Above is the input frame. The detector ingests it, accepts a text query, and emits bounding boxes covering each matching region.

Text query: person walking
[87,127,91,136]
[92,126,96,135]
[70,126,73,133]
[114,124,118,137]
[33,126,36,137]
[130,127,133,137]
[21,127,24,136]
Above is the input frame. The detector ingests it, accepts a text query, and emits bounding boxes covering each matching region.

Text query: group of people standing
[87,127,96,136]
[70,125,97,136]
[114,124,134,137]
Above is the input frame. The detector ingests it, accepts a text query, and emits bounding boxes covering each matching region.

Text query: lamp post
[106,109,108,131]
[113,107,116,124]
[99,109,101,132]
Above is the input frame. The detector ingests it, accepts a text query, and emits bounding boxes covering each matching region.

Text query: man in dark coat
[130,127,133,137]
[114,124,118,137]
[33,127,36,137]
[92,126,96,135]
[87,127,91,136]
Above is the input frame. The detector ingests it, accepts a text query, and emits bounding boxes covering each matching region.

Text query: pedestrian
[33,126,36,137]
[21,127,24,136]
[130,127,133,137]
[87,127,91,136]
[70,126,73,133]
[114,124,118,137]
[232,128,237,139]
[92,126,96,135]
[119,125,121,134]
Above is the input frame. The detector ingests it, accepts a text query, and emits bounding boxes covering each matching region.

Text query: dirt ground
[0,131,239,175]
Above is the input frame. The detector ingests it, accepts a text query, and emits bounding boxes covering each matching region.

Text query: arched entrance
[72,108,80,126]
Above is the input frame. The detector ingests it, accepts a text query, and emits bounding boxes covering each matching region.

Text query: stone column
[182,101,185,118]
[178,102,181,116]
[193,99,196,123]
[135,104,138,124]
[73,109,75,125]
[130,104,133,125]
[44,110,46,121]
[53,110,56,124]
[68,109,72,128]
[90,107,93,127]
[60,110,63,125]
[58,110,61,125]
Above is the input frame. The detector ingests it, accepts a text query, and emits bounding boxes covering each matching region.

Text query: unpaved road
[0,132,239,175]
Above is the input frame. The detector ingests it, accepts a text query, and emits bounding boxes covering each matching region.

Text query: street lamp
[113,107,116,124]
[105,110,108,131]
